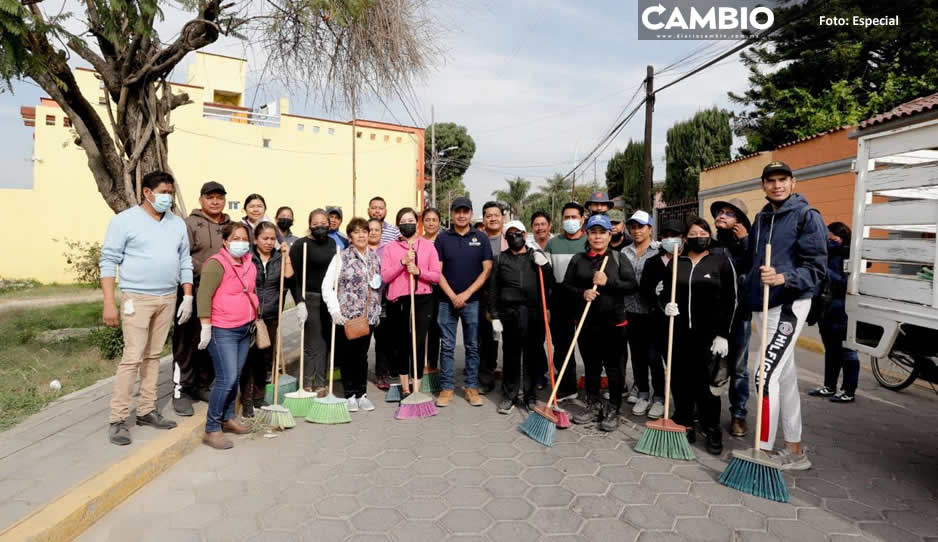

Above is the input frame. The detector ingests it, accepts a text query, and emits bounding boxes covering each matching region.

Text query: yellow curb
[797,336,825,355]
[0,403,207,542]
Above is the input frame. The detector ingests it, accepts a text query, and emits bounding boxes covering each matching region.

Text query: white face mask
[562,219,581,235]
[228,241,250,258]
[661,237,682,254]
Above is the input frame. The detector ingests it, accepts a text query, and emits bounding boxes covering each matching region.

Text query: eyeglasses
[717,210,736,218]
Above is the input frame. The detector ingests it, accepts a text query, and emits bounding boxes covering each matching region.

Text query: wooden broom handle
[410,273,418,381]
[548,255,609,406]
[273,243,287,404]
[537,266,558,407]
[298,243,307,387]
[753,244,772,455]
[663,243,680,419]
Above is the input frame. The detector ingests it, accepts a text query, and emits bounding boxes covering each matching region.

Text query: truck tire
[871,349,919,391]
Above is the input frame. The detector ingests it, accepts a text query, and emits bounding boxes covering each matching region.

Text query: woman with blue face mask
[195,222,259,449]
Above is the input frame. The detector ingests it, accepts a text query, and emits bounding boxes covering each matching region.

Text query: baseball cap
[504,220,526,234]
[761,161,793,180]
[585,214,612,231]
[626,210,653,226]
[660,219,684,236]
[607,209,625,223]
[326,206,343,219]
[585,191,612,205]
[200,181,226,195]
[451,196,472,211]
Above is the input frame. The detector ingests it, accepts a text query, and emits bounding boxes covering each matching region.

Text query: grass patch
[0,302,118,431]
[0,282,97,300]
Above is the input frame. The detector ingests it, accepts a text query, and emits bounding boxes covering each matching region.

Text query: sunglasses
[717,209,736,218]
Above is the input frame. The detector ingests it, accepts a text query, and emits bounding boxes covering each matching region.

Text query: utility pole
[352,107,357,216]
[642,65,654,211]
[430,106,436,208]
[571,143,578,200]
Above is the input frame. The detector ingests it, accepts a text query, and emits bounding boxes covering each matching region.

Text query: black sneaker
[136,410,177,430]
[480,382,496,395]
[705,428,723,455]
[808,386,835,397]
[173,393,194,417]
[109,420,131,446]
[497,398,515,415]
[572,402,602,425]
[599,407,619,432]
[686,426,696,444]
[242,401,255,418]
[523,398,536,413]
[829,391,855,403]
[196,387,213,402]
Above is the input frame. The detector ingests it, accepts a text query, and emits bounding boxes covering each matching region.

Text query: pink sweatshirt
[381,237,441,302]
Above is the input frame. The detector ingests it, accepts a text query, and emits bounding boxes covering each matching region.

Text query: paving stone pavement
[66,328,938,541]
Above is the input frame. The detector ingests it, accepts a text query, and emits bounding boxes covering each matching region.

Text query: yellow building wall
[1,64,421,284]
[186,52,246,105]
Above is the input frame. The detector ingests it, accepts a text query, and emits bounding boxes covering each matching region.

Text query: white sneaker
[557,391,579,403]
[358,394,375,411]
[631,398,650,416]
[626,387,640,404]
[347,395,359,412]
[647,400,665,419]
[775,448,812,471]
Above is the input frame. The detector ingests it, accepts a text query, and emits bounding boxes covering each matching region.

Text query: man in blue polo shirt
[435,196,493,407]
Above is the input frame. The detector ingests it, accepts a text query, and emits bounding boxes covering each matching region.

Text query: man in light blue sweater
[100,171,194,446]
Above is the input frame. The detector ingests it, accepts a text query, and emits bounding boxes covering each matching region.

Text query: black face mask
[507,233,526,251]
[311,226,329,241]
[686,237,711,253]
[399,223,417,238]
[277,218,293,231]
[611,232,624,243]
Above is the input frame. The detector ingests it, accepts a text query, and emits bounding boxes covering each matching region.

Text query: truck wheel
[871,350,919,391]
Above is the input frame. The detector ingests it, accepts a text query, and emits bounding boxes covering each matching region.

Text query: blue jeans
[729,318,751,420]
[438,300,480,390]
[206,323,252,432]
[820,325,860,395]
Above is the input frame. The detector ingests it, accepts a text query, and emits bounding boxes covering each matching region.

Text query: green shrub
[56,238,102,287]
[0,277,41,295]
[90,326,124,360]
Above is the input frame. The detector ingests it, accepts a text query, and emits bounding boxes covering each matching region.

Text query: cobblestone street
[76,340,938,542]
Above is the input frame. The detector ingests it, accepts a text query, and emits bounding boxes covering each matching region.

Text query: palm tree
[534,173,572,227]
[492,177,532,219]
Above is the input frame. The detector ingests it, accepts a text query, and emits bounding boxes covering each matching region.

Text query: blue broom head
[719,450,790,503]
[519,410,557,447]
[385,383,402,402]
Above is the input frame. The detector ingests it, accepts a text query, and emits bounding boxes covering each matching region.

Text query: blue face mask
[661,237,682,254]
[148,192,174,213]
[228,241,250,258]
[562,219,581,235]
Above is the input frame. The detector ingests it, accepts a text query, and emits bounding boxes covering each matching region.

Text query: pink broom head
[395,401,438,420]
[553,407,571,429]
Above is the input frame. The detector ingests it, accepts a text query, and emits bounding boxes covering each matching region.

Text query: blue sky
[0,0,752,203]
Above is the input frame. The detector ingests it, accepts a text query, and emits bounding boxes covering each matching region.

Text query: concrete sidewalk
[0,308,303,537]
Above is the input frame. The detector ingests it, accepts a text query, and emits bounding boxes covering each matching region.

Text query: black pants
[550,293,579,396]
[172,284,215,396]
[578,323,626,411]
[627,312,664,399]
[426,286,441,369]
[302,293,329,389]
[240,317,278,404]
[500,305,546,403]
[672,328,721,431]
[373,301,393,379]
[387,293,433,380]
[339,327,372,398]
[478,305,498,388]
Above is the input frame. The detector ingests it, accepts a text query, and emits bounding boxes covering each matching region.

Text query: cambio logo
[638,1,775,40]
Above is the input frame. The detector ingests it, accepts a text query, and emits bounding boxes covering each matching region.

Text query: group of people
[101,159,854,467]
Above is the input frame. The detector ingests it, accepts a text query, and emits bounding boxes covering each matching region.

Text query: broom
[537,266,569,428]
[419,329,441,393]
[385,383,403,402]
[521,256,608,446]
[306,249,351,424]
[283,243,316,417]
[635,243,695,460]
[719,244,790,503]
[396,273,438,419]
[256,251,296,430]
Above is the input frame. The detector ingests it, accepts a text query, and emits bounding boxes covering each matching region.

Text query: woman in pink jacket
[381,207,442,396]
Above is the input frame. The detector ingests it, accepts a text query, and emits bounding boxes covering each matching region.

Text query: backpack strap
[797,205,820,235]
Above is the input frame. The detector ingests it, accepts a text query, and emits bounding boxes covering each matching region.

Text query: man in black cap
[710,197,753,437]
[434,196,494,407]
[172,181,232,415]
[326,206,348,249]
[585,191,613,216]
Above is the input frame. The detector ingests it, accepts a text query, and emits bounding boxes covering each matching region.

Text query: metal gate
[653,199,699,236]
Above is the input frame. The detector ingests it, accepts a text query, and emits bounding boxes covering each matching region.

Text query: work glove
[492,319,504,341]
[176,295,193,324]
[197,324,212,350]
[655,281,664,296]
[330,309,346,326]
[664,302,679,317]
[296,302,308,324]
[533,250,549,267]
[710,336,729,358]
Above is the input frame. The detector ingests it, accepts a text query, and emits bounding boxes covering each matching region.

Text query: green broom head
[395,390,437,419]
[259,404,296,430]
[265,374,298,405]
[635,418,695,460]
[282,389,317,418]
[519,405,558,447]
[719,449,790,503]
[305,393,351,424]
[420,370,442,393]
[385,383,402,402]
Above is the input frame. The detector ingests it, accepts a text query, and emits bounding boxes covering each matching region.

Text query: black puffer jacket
[561,250,638,325]
[253,248,286,320]
[488,249,553,319]
[661,252,737,340]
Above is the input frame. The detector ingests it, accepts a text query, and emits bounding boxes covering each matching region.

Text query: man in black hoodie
[489,221,552,414]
